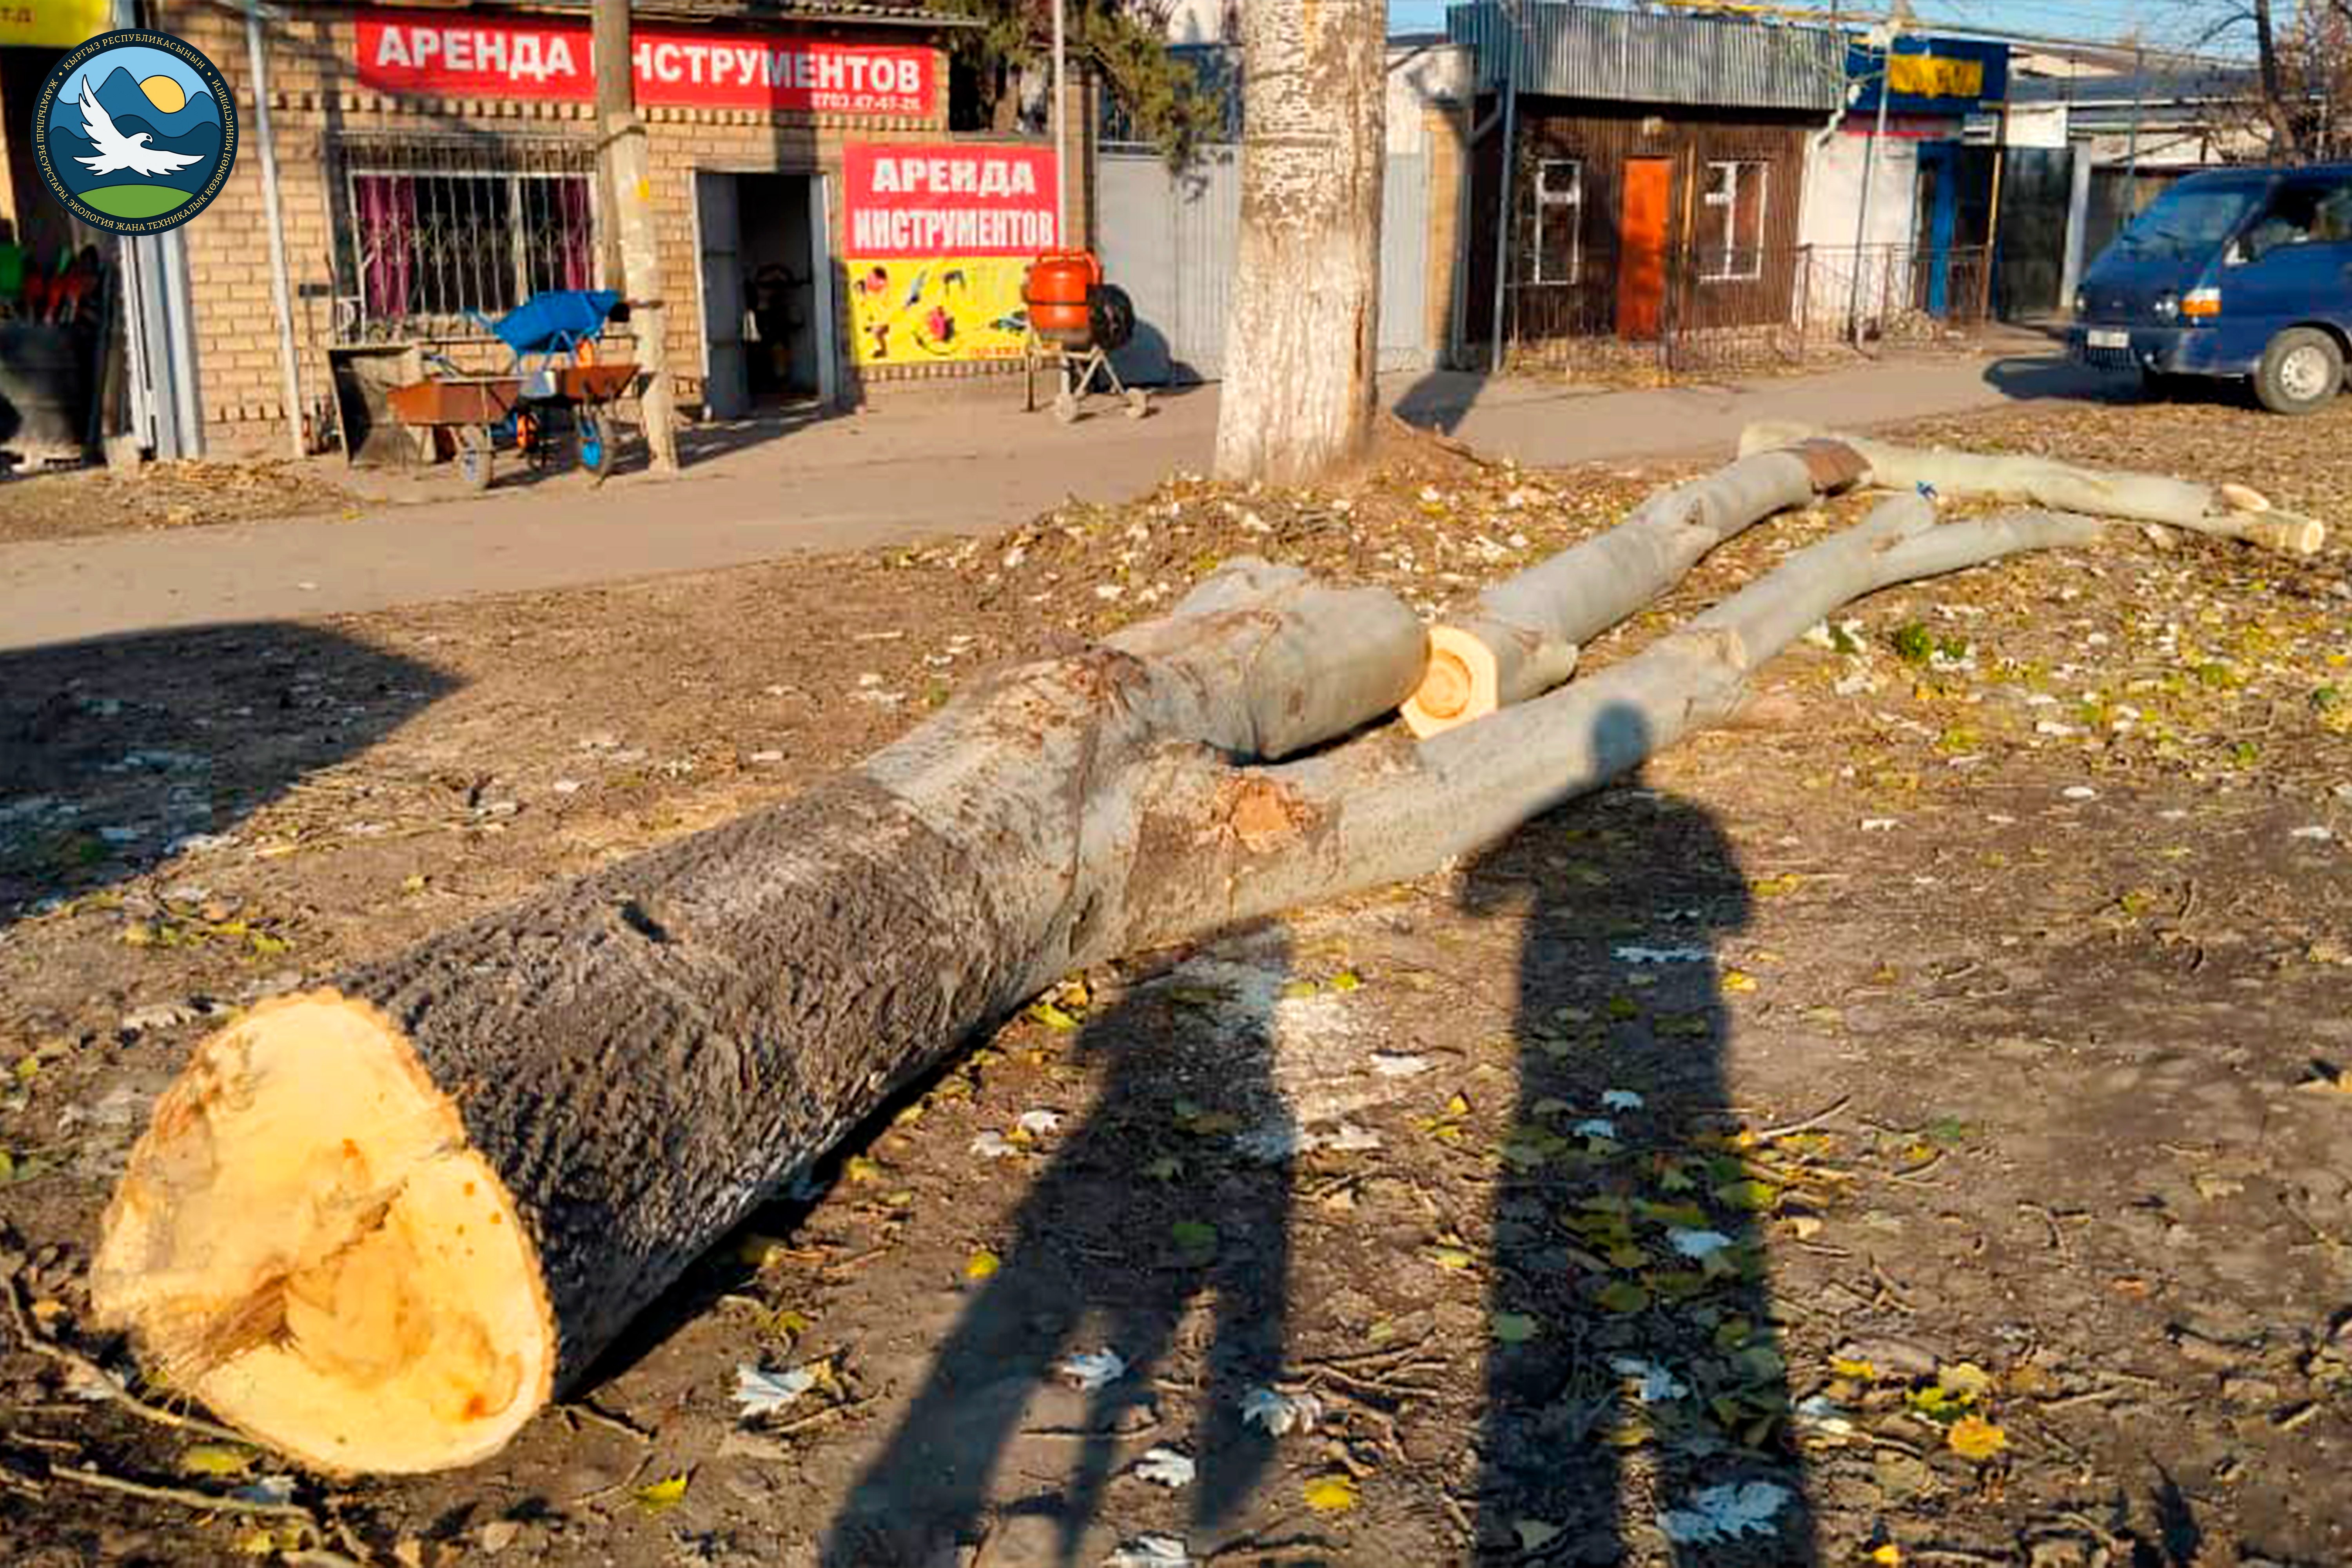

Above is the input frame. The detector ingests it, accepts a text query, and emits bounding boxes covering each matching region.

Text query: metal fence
[1504,241,1992,377]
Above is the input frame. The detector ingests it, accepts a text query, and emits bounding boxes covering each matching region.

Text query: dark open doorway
[694,169,833,418]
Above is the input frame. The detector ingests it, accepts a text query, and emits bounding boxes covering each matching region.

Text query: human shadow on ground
[0,623,457,937]
[823,928,1297,1567]
[1462,703,1817,1564]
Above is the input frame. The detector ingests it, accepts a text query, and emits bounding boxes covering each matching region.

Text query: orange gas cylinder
[1024,250,1101,347]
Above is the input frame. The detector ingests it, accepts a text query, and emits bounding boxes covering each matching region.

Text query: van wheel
[2254,327,2345,415]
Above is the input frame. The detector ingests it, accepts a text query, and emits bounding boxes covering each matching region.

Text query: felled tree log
[93,477,2097,1474]
[1739,421,2327,556]
[1399,446,1870,736]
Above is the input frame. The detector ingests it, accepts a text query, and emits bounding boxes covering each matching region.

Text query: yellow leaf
[1445,1093,1471,1117]
[1428,1244,1477,1271]
[400,873,426,894]
[1330,970,1362,992]
[965,1249,1002,1280]
[1872,1545,1904,1566]
[179,1442,258,1477]
[1947,1414,2009,1461]
[1937,1361,1995,1399]
[1723,969,1759,993]
[1302,1473,1359,1514]
[633,1472,690,1515]
[844,1156,884,1185]
[1829,1356,1879,1381]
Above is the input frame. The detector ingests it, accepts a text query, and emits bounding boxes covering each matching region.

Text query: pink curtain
[558,178,592,290]
[355,175,414,321]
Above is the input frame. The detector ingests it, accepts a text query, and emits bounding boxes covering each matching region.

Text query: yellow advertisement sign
[846,256,1031,367]
[1887,53,1984,102]
[0,0,114,49]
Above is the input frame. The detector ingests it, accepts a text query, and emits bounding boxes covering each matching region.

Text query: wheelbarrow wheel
[1052,387,1079,425]
[1123,388,1150,420]
[575,408,613,485]
[457,426,495,492]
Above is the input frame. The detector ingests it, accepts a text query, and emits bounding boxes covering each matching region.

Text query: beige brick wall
[154,2,1075,454]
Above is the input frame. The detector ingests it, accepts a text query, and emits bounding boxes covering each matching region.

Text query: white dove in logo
[73,75,201,179]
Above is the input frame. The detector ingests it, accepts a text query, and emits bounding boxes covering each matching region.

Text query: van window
[2117,181,2265,260]
[2238,175,2352,262]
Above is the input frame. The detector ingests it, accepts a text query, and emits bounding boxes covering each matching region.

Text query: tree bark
[1402,446,1867,735]
[2253,0,2305,157]
[1211,0,1385,485]
[1739,423,2326,556]
[93,477,2102,1475]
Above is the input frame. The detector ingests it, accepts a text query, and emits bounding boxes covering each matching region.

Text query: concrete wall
[155,2,1085,454]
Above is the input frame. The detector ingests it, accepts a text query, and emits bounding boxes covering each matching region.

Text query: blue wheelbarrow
[391,290,637,490]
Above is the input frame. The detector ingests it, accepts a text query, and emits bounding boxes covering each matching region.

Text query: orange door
[1617,157,1673,341]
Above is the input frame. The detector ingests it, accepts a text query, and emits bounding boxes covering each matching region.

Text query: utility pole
[595,0,678,474]
[1846,15,1898,347]
[1052,0,1068,247]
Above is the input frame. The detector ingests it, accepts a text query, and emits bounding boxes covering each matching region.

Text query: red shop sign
[355,9,933,116]
[842,142,1060,258]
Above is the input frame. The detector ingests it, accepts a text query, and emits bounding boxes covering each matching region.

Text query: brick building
[145,0,1091,456]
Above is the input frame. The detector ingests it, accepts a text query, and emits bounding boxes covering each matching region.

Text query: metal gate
[1098,145,1432,384]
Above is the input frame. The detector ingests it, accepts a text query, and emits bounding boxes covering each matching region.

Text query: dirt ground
[2,396,2350,1568]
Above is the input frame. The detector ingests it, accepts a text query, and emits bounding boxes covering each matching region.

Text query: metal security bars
[328,135,601,342]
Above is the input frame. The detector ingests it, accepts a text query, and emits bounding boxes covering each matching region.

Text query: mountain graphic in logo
[37,32,237,233]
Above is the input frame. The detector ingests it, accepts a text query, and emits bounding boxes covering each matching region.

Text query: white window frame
[1530,158,1583,285]
[1700,159,1769,283]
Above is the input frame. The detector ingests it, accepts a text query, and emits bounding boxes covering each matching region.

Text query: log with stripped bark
[91,450,2102,1475]
[1737,422,2328,556]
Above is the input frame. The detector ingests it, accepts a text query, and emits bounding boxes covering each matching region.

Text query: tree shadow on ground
[1463,703,1817,1565]
[0,623,457,935]
[823,928,1297,1567]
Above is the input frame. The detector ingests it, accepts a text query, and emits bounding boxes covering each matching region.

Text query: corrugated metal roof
[1446,2,1842,113]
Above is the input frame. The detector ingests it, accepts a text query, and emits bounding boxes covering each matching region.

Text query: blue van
[2069,163,2352,414]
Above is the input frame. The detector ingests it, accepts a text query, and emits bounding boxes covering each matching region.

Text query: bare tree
[1212,0,1386,485]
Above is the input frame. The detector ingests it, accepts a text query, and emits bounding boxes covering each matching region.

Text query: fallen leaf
[1657,1481,1791,1544]
[1937,1361,1995,1399]
[1240,1386,1323,1437]
[1428,1243,1477,1271]
[179,1442,258,1478]
[1947,1413,2009,1461]
[965,1248,1002,1280]
[1132,1446,1196,1489]
[1596,1281,1651,1315]
[1515,1519,1563,1552]
[970,1131,1018,1160]
[1061,1348,1128,1392]
[1723,969,1760,993]
[633,1472,689,1516]
[1492,1312,1539,1344]
[734,1363,816,1419]
[1302,1473,1359,1514]
[1017,1109,1062,1136]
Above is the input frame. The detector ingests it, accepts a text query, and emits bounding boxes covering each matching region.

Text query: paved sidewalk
[0,346,2116,651]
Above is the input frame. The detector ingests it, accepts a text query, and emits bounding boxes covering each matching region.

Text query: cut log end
[90,993,555,1474]
[1400,627,1501,739]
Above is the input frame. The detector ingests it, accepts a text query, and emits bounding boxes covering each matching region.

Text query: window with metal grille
[1700,160,1769,283]
[332,138,599,340]
[1530,158,1582,285]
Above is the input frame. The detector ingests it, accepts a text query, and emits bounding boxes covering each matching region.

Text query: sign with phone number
[356,9,934,116]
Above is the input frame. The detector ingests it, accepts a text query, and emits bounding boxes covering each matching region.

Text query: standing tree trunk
[2252,0,2305,156]
[1212,0,1385,485]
